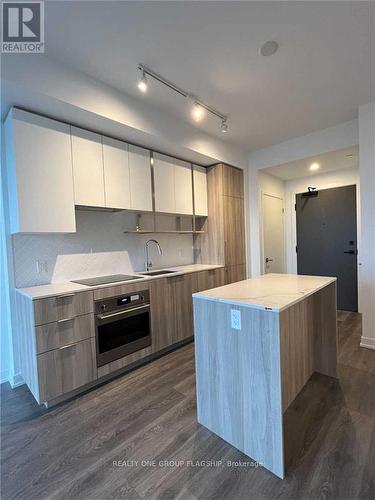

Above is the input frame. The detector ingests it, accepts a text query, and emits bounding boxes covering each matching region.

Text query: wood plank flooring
[1,311,374,500]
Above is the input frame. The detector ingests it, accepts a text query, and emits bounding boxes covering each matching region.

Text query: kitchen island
[193,273,337,479]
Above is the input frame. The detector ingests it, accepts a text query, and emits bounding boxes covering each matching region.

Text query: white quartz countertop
[16,264,224,300]
[193,273,336,312]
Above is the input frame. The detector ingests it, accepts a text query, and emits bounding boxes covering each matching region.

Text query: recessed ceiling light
[138,72,148,93]
[191,102,205,122]
[260,40,279,57]
[309,162,320,171]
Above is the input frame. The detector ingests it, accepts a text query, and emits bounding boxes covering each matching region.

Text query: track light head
[138,71,148,93]
[221,120,228,133]
[191,102,205,122]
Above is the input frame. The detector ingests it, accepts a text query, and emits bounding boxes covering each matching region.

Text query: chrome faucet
[144,239,162,271]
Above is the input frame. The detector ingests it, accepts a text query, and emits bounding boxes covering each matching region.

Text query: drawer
[33,291,93,326]
[35,314,95,354]
[37,338,97,402]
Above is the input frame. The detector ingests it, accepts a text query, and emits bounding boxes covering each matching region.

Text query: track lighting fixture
[137,71,148,93]
[137,64,228,133]
[221,120,228,133]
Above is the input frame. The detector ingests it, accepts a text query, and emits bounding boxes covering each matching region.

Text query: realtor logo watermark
[2,1,44,53]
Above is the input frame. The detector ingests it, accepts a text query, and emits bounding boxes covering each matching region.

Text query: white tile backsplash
[12,210,194,287]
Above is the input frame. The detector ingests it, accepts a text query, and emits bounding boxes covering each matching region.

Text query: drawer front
[93,281,149,301]
[34,291,93,325]
[37,338,97,402]
[35,314,95,354]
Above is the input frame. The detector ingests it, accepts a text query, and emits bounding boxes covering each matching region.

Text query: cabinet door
[150,278,175,352]
[71,127,105,207]
[103,137,131,209]
[197,268,225,291]
[222,164,244,198]
[193,165,208,216]
[173,274,198,342]
[5,109,76,233]
[37,338,97,402]
[224,196,246,266]
[128,145,152,212]
[174,161,193,215]
[225,264,246,284]
[153,153,176,214]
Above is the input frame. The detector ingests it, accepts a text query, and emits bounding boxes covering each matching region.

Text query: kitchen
[1,2,374,499]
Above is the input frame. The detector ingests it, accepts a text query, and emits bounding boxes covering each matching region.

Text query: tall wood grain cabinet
[194,164,246,283]
[4,108,76,234]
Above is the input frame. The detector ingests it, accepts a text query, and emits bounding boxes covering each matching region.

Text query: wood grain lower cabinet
[173,273,198,343]
[225,264,246,284]
[196,268,225,291]
[150,278,175,352]
[37,338,97,402]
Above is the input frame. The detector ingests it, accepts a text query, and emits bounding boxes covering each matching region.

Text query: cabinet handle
[57,317,75,324]
[57,294,75,299]
[59,342,79,351]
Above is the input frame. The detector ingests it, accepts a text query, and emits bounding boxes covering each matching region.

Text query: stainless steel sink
[140,270,177,276]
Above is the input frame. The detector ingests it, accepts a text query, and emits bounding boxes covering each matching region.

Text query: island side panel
[279,281,338,413]
[193,297,285,479]
[279,297,315,413]
[312,281,338,378]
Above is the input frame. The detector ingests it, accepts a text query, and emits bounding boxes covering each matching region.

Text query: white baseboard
[9,372,25,388]
[360,336,375,350]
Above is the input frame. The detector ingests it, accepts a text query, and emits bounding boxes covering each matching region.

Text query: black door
[296,185,358,311]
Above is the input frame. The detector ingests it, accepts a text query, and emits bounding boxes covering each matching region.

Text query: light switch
[231,309,241,330]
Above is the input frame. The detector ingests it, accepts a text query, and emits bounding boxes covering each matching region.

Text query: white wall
[248,120,359,277]
[358,101,375,349]
[284,167,360,275]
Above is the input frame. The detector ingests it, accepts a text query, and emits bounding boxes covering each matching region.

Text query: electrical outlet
[36,261,48,274]
[230,309,241,330]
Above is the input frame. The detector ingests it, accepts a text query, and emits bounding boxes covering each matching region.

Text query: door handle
[344,250,357,255]
[265,258,274,263]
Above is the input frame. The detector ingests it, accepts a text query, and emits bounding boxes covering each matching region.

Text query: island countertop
[193,273,336,312]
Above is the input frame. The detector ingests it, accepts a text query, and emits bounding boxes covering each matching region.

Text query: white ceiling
[9,1,375,151]
[263,146,359,180]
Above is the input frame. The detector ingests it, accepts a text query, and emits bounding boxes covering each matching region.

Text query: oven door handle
[97,304,150,321]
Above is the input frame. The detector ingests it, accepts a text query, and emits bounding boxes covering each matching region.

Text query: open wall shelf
[123,213,207,235]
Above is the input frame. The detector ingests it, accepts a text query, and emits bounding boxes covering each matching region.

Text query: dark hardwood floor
[1,312,374,500]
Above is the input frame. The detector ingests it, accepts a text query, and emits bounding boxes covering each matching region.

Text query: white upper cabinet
[5,108,76,234]
[128,145,152,212]
[71,127,105,207]
[175,161,193,215]
[102,137,131,210]
[153,153,193,215]
[193,165,208,216]
[153,153,176,214]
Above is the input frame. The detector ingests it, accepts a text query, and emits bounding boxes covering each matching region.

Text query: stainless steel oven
[95,290,151,367]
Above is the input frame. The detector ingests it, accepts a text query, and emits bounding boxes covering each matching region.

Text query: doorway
[296,185,358,311]
[262,193,285,274]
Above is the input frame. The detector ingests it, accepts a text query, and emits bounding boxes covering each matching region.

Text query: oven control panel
[95,289,150,314]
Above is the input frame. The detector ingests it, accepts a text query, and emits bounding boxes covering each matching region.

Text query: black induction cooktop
[71,274,141,286]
